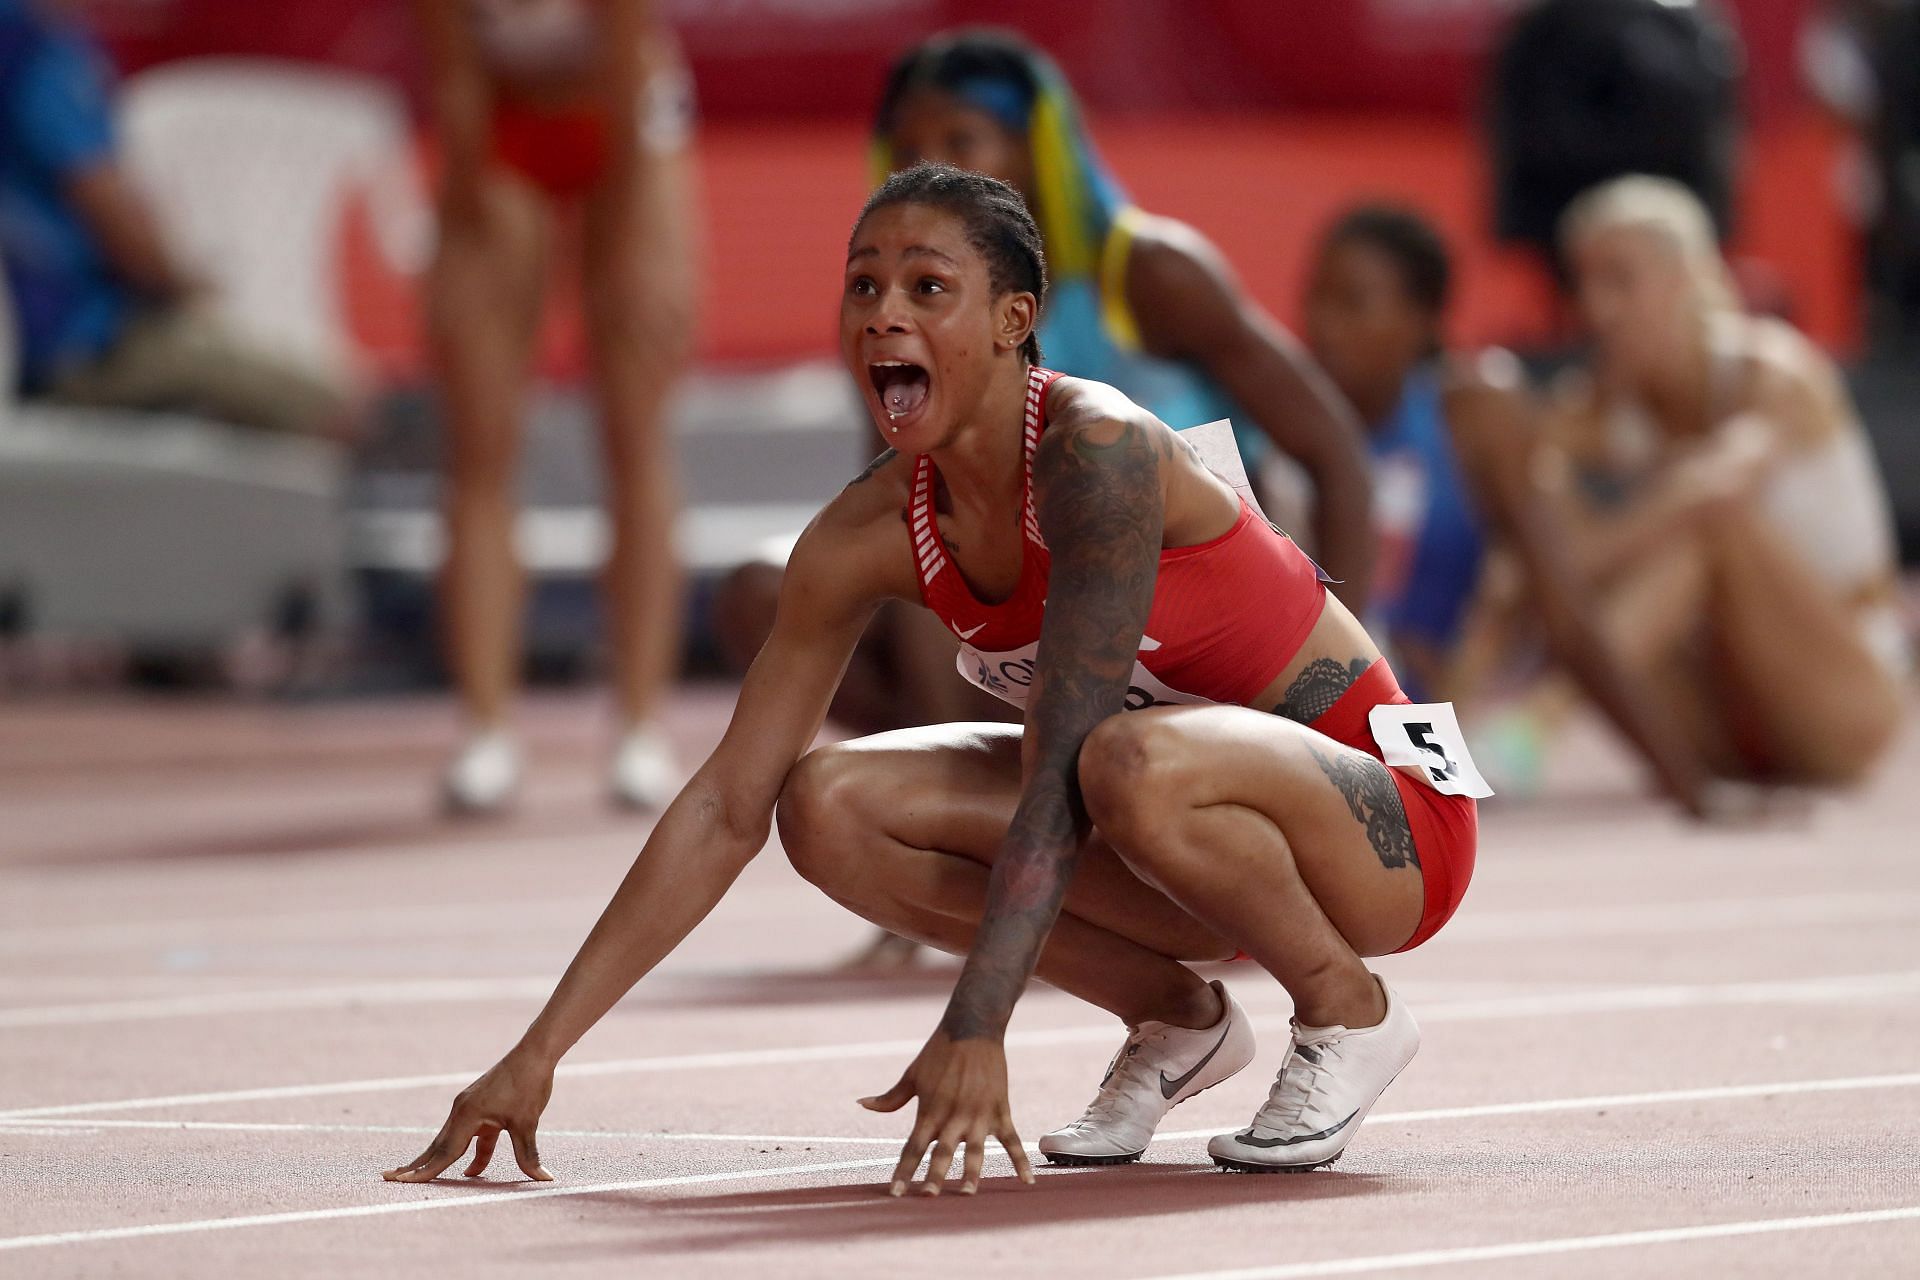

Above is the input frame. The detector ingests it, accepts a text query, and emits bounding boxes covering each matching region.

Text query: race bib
[1367,702,1494,799]
[955,640,1217,715]
[1182,420,1270,523]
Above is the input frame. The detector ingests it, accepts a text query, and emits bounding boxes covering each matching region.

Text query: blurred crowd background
[3,0,1917,817]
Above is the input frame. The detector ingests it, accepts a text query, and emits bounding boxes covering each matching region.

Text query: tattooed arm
[861,400,1165,1196]
[945,408,1165,1040]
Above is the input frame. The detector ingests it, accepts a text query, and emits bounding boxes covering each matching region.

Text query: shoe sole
[1041,1148,1145,1167]
[1212,1149,1344,1174]
[1039,1068,1248,1167]
[1205,1056,1413,1175]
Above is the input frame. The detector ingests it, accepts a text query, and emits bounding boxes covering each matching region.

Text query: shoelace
[1078,1032,1166,1125]
[1251,1027,1346,1131]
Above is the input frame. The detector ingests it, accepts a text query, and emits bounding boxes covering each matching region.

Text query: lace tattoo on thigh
[1274,657,1372,724]
[1305,743,1419,871]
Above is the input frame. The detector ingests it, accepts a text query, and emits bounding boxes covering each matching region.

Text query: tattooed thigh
[1274,656,1373,724]
[1304,742,1419,871]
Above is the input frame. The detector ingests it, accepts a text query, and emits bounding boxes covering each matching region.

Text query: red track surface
[3,685,1918,1277]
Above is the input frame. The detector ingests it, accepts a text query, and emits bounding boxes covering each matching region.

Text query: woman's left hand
[861,1030,1035,1197]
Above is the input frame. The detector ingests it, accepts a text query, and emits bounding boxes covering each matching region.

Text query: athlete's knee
[1793,694,1900,785]
[775,745,871,888]
[1078,713,1193,846]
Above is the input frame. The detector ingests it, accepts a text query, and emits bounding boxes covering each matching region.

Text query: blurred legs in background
[420,0,696,815]
[433,171,550,812]
[581,137,696,811]
[433,135,695,814]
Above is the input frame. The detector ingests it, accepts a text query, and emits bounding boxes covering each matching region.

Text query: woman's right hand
[381,1045,556,1183]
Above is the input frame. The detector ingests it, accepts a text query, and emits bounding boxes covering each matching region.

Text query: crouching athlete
[383,163,1486,1195]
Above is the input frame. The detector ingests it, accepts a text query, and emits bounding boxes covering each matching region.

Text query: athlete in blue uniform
[1364,362,1487,694]
[0,0,342,431]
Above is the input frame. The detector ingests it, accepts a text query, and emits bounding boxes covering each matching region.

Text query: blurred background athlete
[1303,203,1718,816]
[417,0,696,814]
[1545,176,1906,787]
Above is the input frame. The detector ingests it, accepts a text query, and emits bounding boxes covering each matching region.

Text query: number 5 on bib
[1367,702,1495,799]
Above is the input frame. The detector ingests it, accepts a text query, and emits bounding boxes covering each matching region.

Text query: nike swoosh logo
[956,623,986,640]
[1231,1110,1357,1148]
[1158,1016,1235,1099]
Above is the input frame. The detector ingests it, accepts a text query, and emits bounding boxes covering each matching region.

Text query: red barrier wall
[93,0,1819,122]
[339,110,1859,381]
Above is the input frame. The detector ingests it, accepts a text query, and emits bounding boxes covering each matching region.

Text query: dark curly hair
[853,162,1048,364]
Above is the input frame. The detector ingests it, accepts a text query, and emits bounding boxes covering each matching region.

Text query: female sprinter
[717,28,1379,966]
[1305,204,1716,814]
[383,166,1482,1195]
[417,0,696,812]
[1548,176,1907,785]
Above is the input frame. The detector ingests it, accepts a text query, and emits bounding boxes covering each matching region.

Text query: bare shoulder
[1034,376,1231,544]
[839,446,912,503]
[1039,375,1173,459]
[1736,316,1852,446]
[1122,214,1236,312]
[788,450,918,607]
[1126,213,1227,279]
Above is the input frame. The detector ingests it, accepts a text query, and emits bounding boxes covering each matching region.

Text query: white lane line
[0,976,1524,1029]
[1140,1205,1920,1279]
[0,1118,901,1146]
[0,898,600,955]
[1440,890,1920,943]
[1157,1070,1920,1142]
[0,978,556,1028]
[9,888,1913,957]
[5,1076,1920,1255]
[6,970,1917,1121]
[0,1153,906,1253]
[4,1071,1915,1147]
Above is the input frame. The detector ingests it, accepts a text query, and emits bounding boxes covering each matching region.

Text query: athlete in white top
[1545,175,1907,785]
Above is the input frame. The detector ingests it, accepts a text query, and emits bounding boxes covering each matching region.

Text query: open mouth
[869,360,931,423]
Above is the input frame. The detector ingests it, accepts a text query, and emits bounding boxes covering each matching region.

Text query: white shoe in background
[442,729,522,816]
[1038,981,1255,1166]
[1208,977,1418,1173]
[610,722,678,812]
